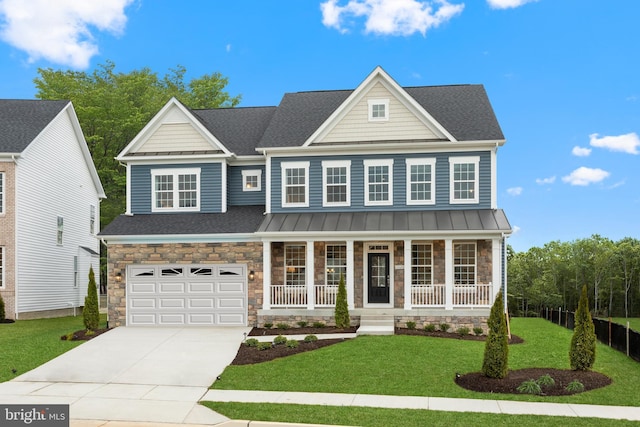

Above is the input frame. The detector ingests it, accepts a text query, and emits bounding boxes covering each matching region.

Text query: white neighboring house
[0,100,105,319]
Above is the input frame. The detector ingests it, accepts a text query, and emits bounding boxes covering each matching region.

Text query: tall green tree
[482,292,509,379]
[83,267,100,332]
[334,273,350,328]
[34,61,241,229]
[569,285,596,371]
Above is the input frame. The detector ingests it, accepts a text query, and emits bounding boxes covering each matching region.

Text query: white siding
[137,123,211,153]
[319,82,438,143]
[15,107,101,314]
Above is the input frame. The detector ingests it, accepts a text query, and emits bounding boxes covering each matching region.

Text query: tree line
[508,235,640,318]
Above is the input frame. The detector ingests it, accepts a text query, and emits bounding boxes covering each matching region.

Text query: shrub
[334,273,350,328]
[263,322,273,329]
[0,293,5,321]
[273,335,288,345]
[297,320,308,328]
[439,323,450,332]
[536,374,555,388]
[566,380,585,393]
[83,267,100,331]
[424,324,436,332]
[304,335,318,343]
[406,321,416,330]
[257,342,272,351]
[482,291,509,379]
[312,321,326,328]
[276,322,290,330]
[456,327,470,336]
[244,338,259,347]
[286,339,299,349]
[517,379,541,395]
[473,327,483,336]
[570,285,596,371]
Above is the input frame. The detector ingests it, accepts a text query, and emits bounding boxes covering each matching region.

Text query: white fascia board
[228,155,265,166]
[119,155,230,165]
[100,233,261,245]
[256,229,512,241]
[116,98,233,160]
[0,153,21,161]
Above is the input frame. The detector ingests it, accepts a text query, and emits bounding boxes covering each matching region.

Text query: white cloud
[226,44,232,53]
[487,0,537,9]
[507,187,522,196]
[571,146,592,157]
[589,132,640,155]
[320,0,464,36]
[562,167,610,186]
[0,0,133,69]
[535,176,556,185]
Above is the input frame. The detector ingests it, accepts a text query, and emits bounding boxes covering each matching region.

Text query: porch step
[357,315,395,336]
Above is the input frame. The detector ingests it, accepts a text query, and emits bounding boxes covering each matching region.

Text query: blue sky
[0,0,638,252]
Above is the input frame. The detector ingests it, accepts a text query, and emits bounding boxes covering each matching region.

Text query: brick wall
[0,162,16,319]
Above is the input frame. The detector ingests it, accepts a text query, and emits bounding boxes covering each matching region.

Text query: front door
[368,253,390,304]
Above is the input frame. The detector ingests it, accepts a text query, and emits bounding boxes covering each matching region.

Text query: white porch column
[445,239,453,310]
[307,241,315,310]
[404,239,412,310]
[492,238,501,302]
[346,240,355,309]
[263,240,271,309]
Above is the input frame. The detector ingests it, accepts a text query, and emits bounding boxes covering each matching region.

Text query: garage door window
[161,267,183,277]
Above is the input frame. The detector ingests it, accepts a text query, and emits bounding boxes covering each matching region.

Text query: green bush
[439,323,450,332]
[286,339,299,349]
[570,285,596,371]
[473,327,483,336]
[482,291,509,379]
[456,327,470,336]
[297,320,308,328]
[244,338,259,347]
[263,322,273,329]
[312,321,326,328]
[566,380,585,393]
[304,335,318,343]
[0,293,5,321]
[273,335,288,345]
[276,322,290,330]
[517,379,542,395]
[334,273,350,328]
[406,321,416,330]
[536,374,555,388]
[424,324,436,332]
[257,342,272,351]
[83,267,100,331]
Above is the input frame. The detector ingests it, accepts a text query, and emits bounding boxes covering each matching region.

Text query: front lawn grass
[212,318,640,406]
[203,402,638,427]
[0,315,106,382]
[606,317,640,333]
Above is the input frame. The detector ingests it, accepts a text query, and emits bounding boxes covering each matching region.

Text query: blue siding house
[100,67,512,331]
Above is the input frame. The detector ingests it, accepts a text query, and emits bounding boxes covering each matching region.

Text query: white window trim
[406,158,436,206]
[281,161,310,208]
[0,172,4,215]
[242,169,262,192]
[322,160,351,207]
[325,243,347,287]
[89,204,96,235]
[284,243,306,287]
[411,242,434,286]
[449,156,480,204]
[364,159,394,206]
[368,99,389,122]
[57,216,63,245]
[0,246,4,289]
[151,167,201,212]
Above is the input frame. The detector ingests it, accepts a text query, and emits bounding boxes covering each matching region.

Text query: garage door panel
[218,282,244,293]
[130,283,156,293]
[159,282,185,293]
[217,313,245,325]
[130,313,157,325]
[159,298,185,308]
[189,314,215,325]
[188,298,214,308]
[218,298,245,309]
[130,298,156,308]
[189,282,215,293]
[158,313,186,325]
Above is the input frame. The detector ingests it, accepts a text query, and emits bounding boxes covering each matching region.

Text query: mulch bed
[60,328,110,341]
[248,326,358,336]
[0,319,16,324]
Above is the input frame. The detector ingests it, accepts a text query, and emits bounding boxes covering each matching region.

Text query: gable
[136,122,213,154]
[318,81,442,144]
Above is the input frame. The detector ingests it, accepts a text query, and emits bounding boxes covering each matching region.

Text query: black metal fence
[541,308,640,363]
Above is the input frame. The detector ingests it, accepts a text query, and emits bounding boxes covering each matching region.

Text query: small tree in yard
[334,273,350,328]
[482,291,509,379]
[83,267,100,332]
[570,285,596,371]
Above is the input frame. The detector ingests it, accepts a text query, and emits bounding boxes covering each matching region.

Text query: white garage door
[127,264,247,326]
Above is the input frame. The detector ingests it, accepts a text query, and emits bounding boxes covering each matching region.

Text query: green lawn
[603,317,640,333]
[212,318,640,406]
[0,315,106,382]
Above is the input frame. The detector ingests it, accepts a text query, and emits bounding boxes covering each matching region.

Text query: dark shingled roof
[257,209,511,234]
[0,100,69,153]
[99,205,266,236]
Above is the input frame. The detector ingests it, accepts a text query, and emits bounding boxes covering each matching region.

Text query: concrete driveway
[0,326,250,425]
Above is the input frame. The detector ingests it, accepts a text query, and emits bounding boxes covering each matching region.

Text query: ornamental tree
[570,285,596,371]
[334,273,350,328]
[482,291,509,379]
[83,267,100,331]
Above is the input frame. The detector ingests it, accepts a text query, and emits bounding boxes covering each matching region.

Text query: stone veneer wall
[0,162,16,319]
[107,242,263,327]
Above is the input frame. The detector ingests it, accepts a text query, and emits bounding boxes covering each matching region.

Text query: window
[73,256,78,288]
[454,242,476,285]
[412,243,433,285]
[364,159,393,206]
[406,158,435,205]
[89,205,96,235]
[242,169,262,192]
[151,168,200,212]
[368,99,389,121]
[0,246,4,288]
[449,157,479,204]
[285,244,306,287]
[0,172,4,214]
[281,162,309,207]
[322,160,350,206]
[326,244,347,287]
[57,216,63,245]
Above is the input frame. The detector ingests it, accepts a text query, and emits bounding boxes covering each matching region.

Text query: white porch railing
[452,283,492,307]
[411,284,446,306]
[315,284,338,307]
[270,284,307,307]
